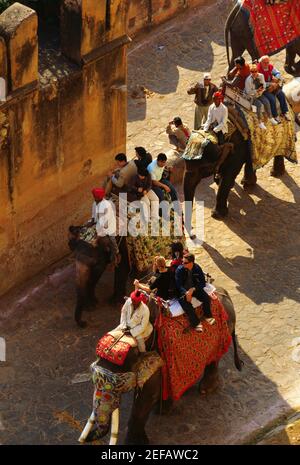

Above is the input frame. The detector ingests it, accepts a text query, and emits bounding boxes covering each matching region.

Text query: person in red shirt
[224,56,251,90]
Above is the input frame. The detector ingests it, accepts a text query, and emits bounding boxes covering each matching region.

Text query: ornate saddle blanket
[239,0,300,57]
[96,334,132,366]
[155,297,232,401]
[181,123,236,161]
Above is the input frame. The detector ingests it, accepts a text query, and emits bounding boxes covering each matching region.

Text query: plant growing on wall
[0,0,15,14]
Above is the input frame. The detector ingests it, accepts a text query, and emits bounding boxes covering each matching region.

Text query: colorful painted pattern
[240,0,300,56]
[155,297,232,401]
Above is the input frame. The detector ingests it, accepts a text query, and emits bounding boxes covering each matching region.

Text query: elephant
[82,288,243,445]
[225,2,300,74]
[68,226,130,328]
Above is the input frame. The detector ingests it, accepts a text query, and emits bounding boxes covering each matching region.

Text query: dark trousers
[216,131,225,145]
[180,289,212,327]
[152,179,178,202]
[264,90,288,117]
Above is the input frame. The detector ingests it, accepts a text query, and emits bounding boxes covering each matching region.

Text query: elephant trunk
[109,408,120,445]
[224,3,240,69]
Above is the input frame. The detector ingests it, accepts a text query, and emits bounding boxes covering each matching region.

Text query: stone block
[61,0,129,64]
[0,2,38,92]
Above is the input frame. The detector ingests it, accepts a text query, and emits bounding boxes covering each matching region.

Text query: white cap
[203,73,211,80]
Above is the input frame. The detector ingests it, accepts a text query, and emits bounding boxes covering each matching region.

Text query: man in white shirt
[147,153,178,202]
[203,92,228,144]
[113,289,153,352]
[91,188,119,264]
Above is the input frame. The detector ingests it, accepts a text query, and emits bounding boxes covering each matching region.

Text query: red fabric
[241,0,300,56]
[130,290,148,304]
[257,62,274,83]
[213,91,224,101]
[155,298,232,401]
[92,187,105,201]
[96,334,131,366]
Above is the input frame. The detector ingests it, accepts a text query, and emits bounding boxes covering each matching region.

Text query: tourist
[126,164,159,221]
[147,153,178,202]
[257,55,291,122]
[225,56,251,90]
[245,64,279,129]
[166,117,191,152]
[187,73,218,129]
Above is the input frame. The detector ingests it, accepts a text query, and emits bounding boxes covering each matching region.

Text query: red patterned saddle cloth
[96,334,131,366]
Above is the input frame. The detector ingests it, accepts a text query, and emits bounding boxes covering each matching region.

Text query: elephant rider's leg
[179,298,201,328]
[98,235,120,265]
[214,143,234,182]
[136,336,146,353]
[193,288,215,324]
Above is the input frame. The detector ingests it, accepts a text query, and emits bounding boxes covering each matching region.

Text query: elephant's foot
[211,207,228,220]
[198,365,219,396]
[271,157,285,178]
[241,173,257,189]
[270,167,285,178]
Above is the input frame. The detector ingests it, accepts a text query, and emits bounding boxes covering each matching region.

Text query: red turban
[130,290,148,305]
[92,188,105,201]
[213,91,224,102]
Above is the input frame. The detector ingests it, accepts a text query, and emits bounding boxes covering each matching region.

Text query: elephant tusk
[78,411,96,443]
[109,408,120,445]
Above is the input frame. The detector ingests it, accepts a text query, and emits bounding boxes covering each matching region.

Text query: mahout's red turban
[213,91,224,102]
[92,188,105,201]
[130,290,148,305]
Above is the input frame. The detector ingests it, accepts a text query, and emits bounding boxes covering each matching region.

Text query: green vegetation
[0,1,15,14]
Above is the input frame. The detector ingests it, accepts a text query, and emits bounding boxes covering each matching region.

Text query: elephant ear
[136,352,164,389]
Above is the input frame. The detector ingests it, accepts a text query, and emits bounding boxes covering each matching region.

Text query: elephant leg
[198,362,219,395]
[183,168,201,236]
[285,47,297,74]
[125,370,161,445]
[212,159,244,219]
[85,267,104,310]
[74,262,90,328]
[271,156,285,177]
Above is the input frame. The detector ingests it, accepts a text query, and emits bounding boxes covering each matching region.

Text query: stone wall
[127,0,213,36]
[0,1,130,296]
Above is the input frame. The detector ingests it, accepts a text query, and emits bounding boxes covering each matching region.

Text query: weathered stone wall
[0,1,129,296]
[127,0,213,36]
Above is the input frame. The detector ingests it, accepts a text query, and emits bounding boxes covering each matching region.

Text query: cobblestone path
[0,0,299,445]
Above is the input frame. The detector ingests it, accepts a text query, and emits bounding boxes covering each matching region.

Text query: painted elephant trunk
[224,3,240,68]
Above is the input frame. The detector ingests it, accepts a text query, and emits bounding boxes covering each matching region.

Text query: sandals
[205,318,216,326]
[195,323,203,332]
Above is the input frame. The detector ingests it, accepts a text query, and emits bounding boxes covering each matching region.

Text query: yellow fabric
[242,108,297,169]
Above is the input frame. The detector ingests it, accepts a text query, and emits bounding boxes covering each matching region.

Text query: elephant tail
[232,330,244,371]
[224,2,240,69]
